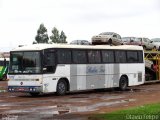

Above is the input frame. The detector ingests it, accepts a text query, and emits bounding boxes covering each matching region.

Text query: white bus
[8,44,145,96]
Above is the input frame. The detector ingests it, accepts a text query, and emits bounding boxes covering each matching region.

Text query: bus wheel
[119,76,128,91]
[29,92,40,96]
[56,80,67,96]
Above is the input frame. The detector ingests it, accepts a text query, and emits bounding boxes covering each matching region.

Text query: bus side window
[72,50,87,64]
[57,49,71,64]
[102,50,114,63]
[43,52,55,73]
[127,51,138,63]
[88,50,101,63]
[138,51,143,63]
[115,51,126,63]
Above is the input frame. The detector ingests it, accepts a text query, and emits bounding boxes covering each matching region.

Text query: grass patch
[89,103,160,120]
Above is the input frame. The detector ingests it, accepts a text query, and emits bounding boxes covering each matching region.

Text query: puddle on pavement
[101,95,125,100]
[129,88,141,92]
[0,102,35,107]
[0,107,10,110]
[63,99,89,103]
[129,88,157,93]
[3,99,136,115]
[121,99,136,102]
[0,103,18,107]
[70,96,89,99]
[0,90,7,93]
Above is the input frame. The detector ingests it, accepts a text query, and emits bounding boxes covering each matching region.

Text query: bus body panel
[126,64,145,86]
[68,63,144,91]
[70,64,87,91]
[8,63,144,93]
[42,65,70,93]
[42,74,58,93]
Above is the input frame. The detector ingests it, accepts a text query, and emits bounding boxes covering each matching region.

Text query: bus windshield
[9,51,41,74]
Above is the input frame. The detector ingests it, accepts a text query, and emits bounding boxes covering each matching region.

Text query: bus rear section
[69,50,144,91]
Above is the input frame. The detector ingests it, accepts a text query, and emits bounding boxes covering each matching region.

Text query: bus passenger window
[138,51,143,63]
[115,51,126,63]
[72,50,87,64]
[127,51,138,63]
[43,52,55,73]
[88,50,101,63]
[57,50,71,64]
[102,51,114,63]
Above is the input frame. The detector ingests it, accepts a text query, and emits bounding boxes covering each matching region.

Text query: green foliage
[50,27,60,43]
[89,103,160,120]
[60,31,67,43]
[34,24,67,44]
[33,23,49,44]
[50,27,67,43]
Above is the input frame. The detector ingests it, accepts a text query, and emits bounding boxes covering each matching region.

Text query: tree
[33,23,49,44]
[50,27,67,43]
[50,27,60,43]
[60,31,67,43]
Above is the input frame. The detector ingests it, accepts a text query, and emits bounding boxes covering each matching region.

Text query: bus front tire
[56,80,67,96]
[119,76,128,91]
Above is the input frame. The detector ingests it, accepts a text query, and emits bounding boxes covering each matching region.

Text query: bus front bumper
[8,86,42,93]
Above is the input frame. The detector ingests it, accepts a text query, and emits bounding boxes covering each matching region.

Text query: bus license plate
[17,88,28,91]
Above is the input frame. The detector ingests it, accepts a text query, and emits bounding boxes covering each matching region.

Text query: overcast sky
[0,0,160,51]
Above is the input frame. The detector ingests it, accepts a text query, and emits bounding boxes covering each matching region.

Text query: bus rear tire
[56,80,67,96]
[119,76,128,91]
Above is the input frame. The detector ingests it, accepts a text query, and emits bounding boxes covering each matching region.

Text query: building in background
[0,52,10,58]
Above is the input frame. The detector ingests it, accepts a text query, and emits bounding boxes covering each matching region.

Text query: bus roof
[10,44,143,51]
